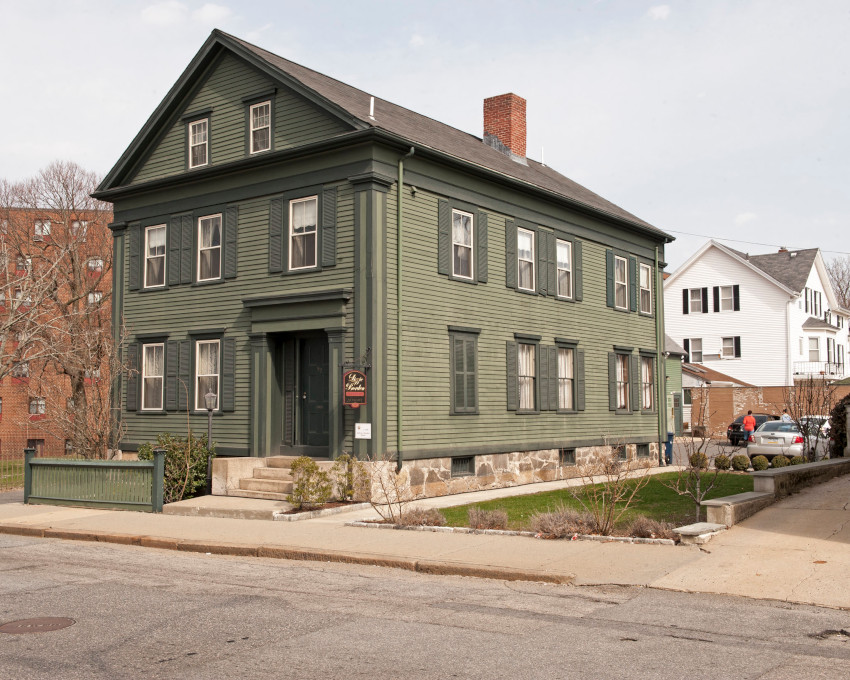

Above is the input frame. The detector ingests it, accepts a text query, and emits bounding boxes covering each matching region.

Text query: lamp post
[204,391,216,495]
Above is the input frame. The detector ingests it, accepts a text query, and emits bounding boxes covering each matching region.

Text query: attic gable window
[189,118,209,168]
[250,101,271,153]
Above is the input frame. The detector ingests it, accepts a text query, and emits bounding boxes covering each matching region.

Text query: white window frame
[87,291,103,305]
[721,337,735,359]
[88,258,104,273]
[641,356,654,410]
[189,118,209,168]
[141,343,164,411]
[808,337,820,362]
[639,263,652,314]
[16,255,32,274]
[71,220,88,242]
[518,342,536,410]
[689,338,703,363]
[33,220,50,242]
[29,397,46,415]
[517,228,535,292]
[451,209,474,280]
[250,101,271,154]
[556,239,572,299]
[289,196,318,271]
[614,255,628,310]
[719,285,734,312]
[144,225,166,288]
[195,339,220,411]
[688,288,703,313]
[197,214,222,282]
[616,353,629,410]
[557,347,574,410]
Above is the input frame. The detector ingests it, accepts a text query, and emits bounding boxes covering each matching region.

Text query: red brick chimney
[483,93,526,159]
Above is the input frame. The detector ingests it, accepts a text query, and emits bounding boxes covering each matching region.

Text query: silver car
[747,421,807,460]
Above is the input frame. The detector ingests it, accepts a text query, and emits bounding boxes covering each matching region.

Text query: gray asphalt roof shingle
[224,31,666,237]
[726,245,818,293]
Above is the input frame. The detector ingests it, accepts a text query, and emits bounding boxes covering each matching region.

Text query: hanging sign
[343,369,367,407]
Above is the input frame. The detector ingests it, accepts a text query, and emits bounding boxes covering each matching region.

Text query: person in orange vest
[743,410,757,446]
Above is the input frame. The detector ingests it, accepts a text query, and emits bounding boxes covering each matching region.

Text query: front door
[300,336,329,448]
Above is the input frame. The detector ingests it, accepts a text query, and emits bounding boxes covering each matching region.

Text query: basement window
[558,448,576,467]
[451,456,475,477]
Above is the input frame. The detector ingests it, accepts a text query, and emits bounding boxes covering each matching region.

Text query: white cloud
[409,34,426,48]
[648,5,671,21]
[734,212,758,225]
[193,3,232,24]
[141,1,188,26]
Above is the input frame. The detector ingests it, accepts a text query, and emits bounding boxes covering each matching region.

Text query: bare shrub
[398,507,447,527]
[366,451,414,523]
[467,507,508,530]
[627,516,676,540]
[530,504,596,537]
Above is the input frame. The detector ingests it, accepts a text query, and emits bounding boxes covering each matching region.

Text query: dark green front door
[300,336,329,447]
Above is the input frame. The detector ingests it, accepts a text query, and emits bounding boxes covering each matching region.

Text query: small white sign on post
[355,423,372,440]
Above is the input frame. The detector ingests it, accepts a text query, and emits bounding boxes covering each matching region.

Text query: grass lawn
[0,460,24,490]
[439,471,754,531]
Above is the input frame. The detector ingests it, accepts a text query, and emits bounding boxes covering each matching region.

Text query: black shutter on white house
[682,289,689,315]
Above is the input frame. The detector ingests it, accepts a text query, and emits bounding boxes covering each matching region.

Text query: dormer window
[250,101,271,153]
[189,119,209,168]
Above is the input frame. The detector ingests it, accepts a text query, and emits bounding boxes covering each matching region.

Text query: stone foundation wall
[395,443,659,499]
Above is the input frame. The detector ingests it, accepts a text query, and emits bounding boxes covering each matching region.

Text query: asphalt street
[2,534,849,680]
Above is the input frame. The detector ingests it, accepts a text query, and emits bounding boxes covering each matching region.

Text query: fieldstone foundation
[396,443,659,499]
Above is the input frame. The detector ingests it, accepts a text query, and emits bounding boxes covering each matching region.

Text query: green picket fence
[24,449,165,512]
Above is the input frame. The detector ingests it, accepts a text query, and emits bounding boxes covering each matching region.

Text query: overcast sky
[1,0,848,271]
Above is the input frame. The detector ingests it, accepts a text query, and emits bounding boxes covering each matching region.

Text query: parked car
[746,421,828,460]
[727,413,780,445]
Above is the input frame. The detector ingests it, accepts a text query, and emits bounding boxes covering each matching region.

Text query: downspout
[655,246,668,465]
[397,147,415,471]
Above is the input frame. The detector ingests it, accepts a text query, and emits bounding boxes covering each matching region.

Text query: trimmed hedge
[731,454,751,471]
[751,455,770,471]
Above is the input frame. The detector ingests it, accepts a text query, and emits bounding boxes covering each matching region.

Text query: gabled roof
[665,334,686,356]
[683,363,754,387]
[96,30,670,241]
[802,316,839,331]
[725,246,818,294]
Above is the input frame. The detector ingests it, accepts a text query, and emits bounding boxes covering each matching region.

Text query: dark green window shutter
[505,220,517,289]
[701,287,709,314]
[733,285,740,311]
[548,346,558,410]
[537,230,548,296]
[605,250,614,308]
[168,217,181,286]
[734,336,742,358]
[547,233,557,298]
[683,338,690,362]
[574,240,583,302]
[629,256,638,312]
[630,354,640,412]
[269,197,283,273]
[180,215,193,284]
[438,199,450,275]
[451,335,477,413]
[321,186,337,268]
[282,199,291,272]
[713,286,720,312]
[506,341,518,411]
[128,225,140,291]
[682,289,689,314]
[476,211,488,283]
[165,341,178,411]
[224,205,238,279]
[126,343,139,411]
[221,337,235,411]
[538,345,549,411]
[576,349,586,411]
[608,352,617,410]
[465,339,477,410]
[178,340,191,411]
[283,339,295,444]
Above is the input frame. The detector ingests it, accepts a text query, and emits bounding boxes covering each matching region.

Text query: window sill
[139,410,167,415]
[282,266,322,276]
[450,410,479,416]
[555,295,576,303]
[448,274,478,285]
[192,278,224,287]
[516,409,540,415]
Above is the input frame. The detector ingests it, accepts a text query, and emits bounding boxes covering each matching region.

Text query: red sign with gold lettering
[343,370,367,407]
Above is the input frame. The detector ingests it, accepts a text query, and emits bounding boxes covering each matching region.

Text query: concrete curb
[0,523,574,584]
[273,502,372,521]
[345,520,677,546]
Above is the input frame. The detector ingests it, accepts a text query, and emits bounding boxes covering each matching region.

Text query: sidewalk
[1,472,848,609]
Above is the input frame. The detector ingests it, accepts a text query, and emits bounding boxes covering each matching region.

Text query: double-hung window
[688,338,703,362]
[808,337,819,362]
[195,339,220,411]
[33,220,50,242]
[189,119,209,168]
[141,343,164,410]
[451,209,473,280]
[518,342,536,410]
[71,220,88,242]
[198,215,222,281]
[614,255,627,309]
[558,347,574,410]
[689,288,703,313]
[721,336,741,359]
[556,239,572,298]
[87,291,103,305]
[641,356,654,410]
[29,397,46,415]
[517,228,535,291]
[719,285,734,311]
[250,101,271,153]
[289,196,318,270]
[639,263,652,314]
[144,225,166,288]
[615,354,629,410]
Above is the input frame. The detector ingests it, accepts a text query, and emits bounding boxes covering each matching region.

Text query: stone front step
[239,478,293,494]
[253,467,294,481]
[266,456,333,471]
[226,488,291,501]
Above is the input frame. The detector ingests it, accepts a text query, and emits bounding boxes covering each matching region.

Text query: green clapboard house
[94,30,673,497]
